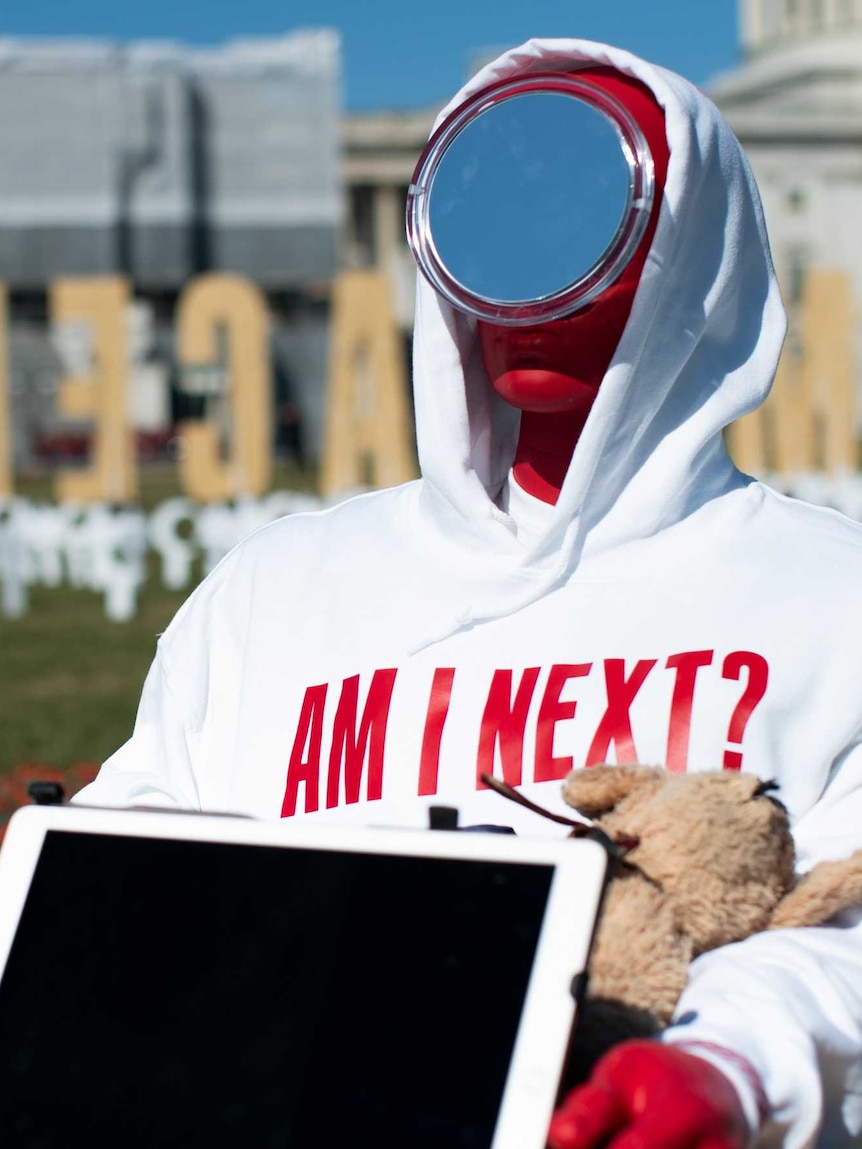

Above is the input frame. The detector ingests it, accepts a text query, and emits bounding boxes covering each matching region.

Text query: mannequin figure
[475,66,753,1149]
[80,38,862,1149]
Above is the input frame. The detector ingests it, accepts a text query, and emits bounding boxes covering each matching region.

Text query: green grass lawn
[0,563,189,770]
[0,460,317,773]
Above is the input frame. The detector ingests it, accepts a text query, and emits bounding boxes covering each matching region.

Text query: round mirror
[407,74,655,325]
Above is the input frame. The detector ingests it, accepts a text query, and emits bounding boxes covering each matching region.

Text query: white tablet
[0,805,608,1149]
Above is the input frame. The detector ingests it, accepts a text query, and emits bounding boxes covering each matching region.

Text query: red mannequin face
[478,275,644,417]
[478,67,670,417]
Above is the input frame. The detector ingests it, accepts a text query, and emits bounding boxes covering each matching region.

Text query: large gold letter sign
[176,274,272,503]
[728,269,856,475]
[802,270,856,473]
[322,270,416,496]
[52,277,137,503]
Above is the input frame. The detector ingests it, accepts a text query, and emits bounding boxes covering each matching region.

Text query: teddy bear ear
[562,764,666,819]
[770,851,862,930]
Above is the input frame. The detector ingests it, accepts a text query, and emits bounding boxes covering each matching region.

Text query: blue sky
[3,1,741,109]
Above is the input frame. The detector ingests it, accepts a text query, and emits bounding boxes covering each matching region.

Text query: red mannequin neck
[488,363,601,501]
[512,407,592,504]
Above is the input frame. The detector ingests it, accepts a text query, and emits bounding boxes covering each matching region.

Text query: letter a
[281,683,328,817]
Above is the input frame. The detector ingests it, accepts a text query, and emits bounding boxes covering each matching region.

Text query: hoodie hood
[411,38,787,595]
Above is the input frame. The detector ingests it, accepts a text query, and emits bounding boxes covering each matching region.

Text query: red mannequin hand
[548,1041,752,1149]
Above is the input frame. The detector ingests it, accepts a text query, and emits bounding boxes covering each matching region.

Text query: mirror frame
[406,72,656,326]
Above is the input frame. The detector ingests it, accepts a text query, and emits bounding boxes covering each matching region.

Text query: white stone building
[713,1,862,377]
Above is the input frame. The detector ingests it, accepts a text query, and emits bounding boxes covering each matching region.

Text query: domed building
[711,0,862,473]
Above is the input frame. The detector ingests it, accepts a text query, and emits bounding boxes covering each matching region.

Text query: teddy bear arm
[569,875,693,1084]
[770,851,862,930]
[588,874,692,1023]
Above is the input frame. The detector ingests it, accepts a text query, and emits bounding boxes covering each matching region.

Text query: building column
[373,183,414,328]
[741,0,763,52]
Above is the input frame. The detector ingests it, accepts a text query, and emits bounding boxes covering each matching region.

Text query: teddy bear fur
[558,765,862,1081]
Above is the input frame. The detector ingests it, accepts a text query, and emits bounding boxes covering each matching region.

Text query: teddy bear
[483,766,862,1082]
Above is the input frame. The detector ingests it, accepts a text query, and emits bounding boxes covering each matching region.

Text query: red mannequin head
[478,67,670,504]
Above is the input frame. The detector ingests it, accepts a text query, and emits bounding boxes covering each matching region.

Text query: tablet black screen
[0,830,554,1148]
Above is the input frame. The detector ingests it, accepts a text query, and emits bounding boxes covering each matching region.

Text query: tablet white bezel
[0,805,608,1149]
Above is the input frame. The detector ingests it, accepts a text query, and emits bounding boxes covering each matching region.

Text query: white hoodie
[77,38,862,1149]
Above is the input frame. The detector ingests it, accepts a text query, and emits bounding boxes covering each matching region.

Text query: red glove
[548,1041,752,1149]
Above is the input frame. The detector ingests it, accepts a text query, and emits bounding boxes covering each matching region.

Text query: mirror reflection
[428,92,632,304]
